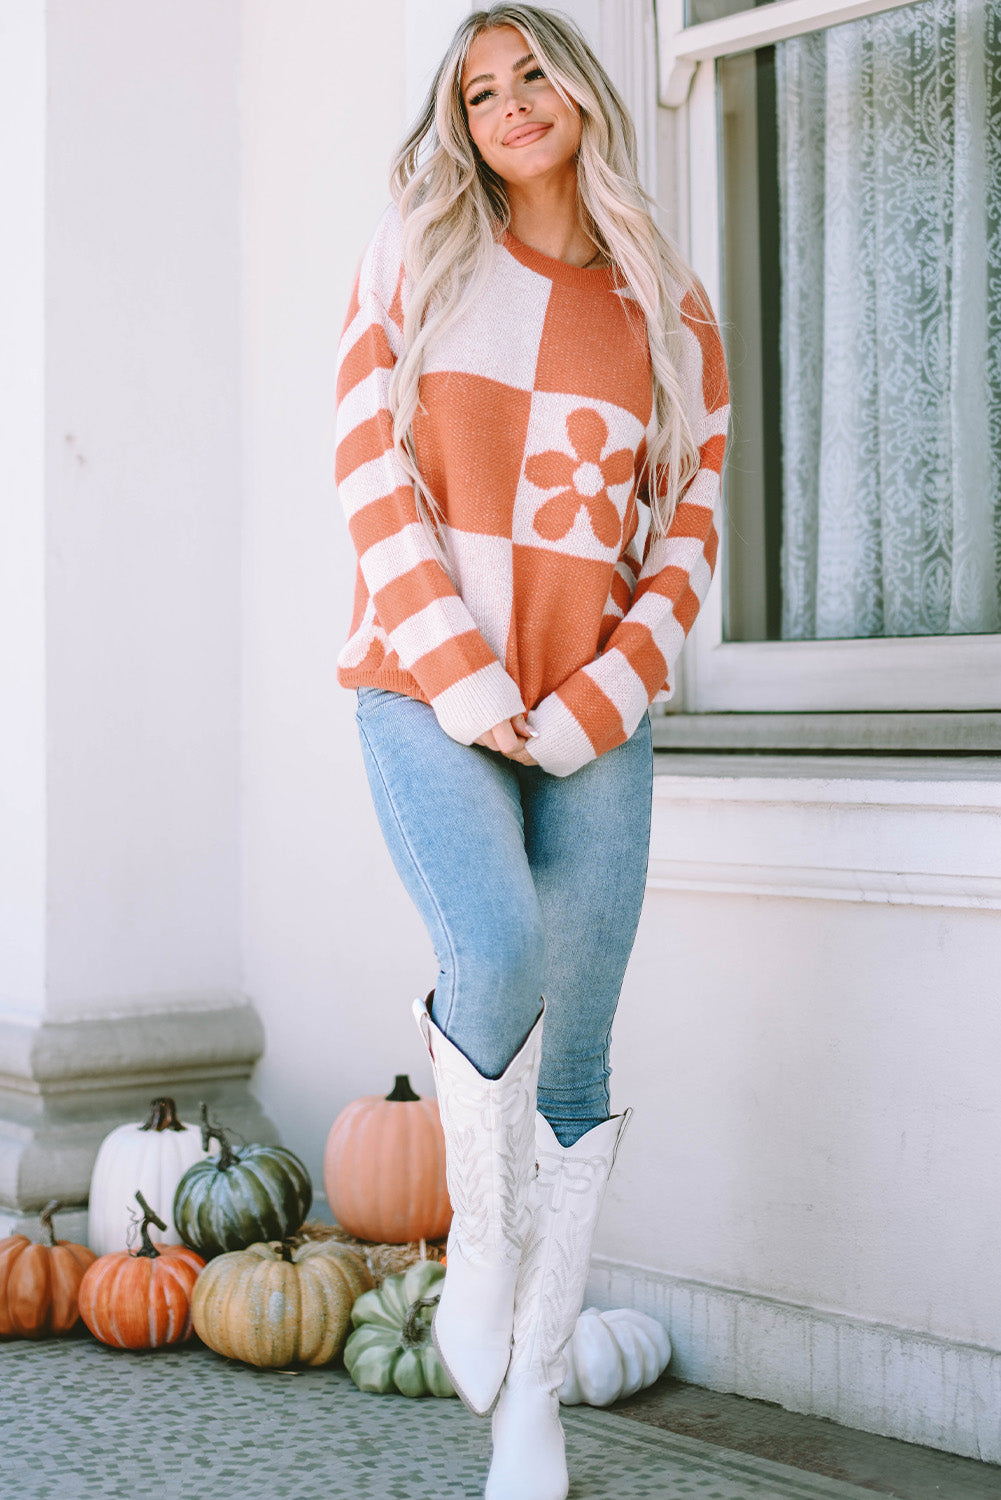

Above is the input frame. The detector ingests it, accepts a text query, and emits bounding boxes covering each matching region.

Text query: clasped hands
[474,714,537,766]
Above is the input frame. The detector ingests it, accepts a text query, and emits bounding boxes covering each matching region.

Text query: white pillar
[0,0,47,1021]
[0,0,273,1237]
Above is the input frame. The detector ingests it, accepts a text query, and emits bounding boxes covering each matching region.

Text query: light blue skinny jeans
[356,687,653,1146]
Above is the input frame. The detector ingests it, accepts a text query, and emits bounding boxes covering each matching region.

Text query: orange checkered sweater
[335,207,728,777]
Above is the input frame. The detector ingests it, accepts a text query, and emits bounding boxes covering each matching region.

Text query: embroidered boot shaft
[413,995,543,1416]
[485,1109,632,1500]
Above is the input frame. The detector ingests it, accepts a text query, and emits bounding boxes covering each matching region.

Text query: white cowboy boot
[485,1109,632,1500]
[413,995,543,1417]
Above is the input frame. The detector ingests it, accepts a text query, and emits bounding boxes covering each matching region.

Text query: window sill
[652,712,1001,754]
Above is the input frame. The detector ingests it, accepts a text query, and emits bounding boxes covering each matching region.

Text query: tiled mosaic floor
[2,1336,882,1500]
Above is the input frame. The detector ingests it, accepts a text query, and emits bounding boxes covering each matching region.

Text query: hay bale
[295,1221,446,1285]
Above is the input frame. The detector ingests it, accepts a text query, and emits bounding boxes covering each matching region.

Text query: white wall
[607,880,1001,1348]
[241,0,440,1174]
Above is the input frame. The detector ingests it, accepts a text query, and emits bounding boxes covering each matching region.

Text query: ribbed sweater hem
[337,663,430,705]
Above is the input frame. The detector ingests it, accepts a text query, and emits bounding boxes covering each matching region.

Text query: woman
[334,7,728,1497]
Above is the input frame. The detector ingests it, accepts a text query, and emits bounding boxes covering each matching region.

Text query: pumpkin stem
[140,1097,186,1133]
[280,1239,296,1263]
[39,1200,61,1247]
[134,1191,167,1259]
[198,1101,239,1169]
[385,1074,421,1102]
[401,1293,440,1348]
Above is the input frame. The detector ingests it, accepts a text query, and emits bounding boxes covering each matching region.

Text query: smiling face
[461,25,582,193]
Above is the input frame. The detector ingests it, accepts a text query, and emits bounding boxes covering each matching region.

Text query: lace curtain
[776,0,1001,640]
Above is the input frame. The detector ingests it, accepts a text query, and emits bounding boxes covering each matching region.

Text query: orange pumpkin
[78,1191,205,1348]
[323,1075,451,1244]
[0,1200,97,1338]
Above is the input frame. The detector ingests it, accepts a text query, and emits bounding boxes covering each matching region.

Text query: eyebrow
[464,53,536,93]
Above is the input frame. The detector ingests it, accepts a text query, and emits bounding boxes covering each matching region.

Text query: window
[657,0,1001,748]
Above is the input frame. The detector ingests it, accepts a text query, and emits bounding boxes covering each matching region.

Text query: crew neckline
[500,228,620,289]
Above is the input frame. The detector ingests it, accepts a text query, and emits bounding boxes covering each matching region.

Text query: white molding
[647,859,1001,909]
[686,58,721,312]
[658,0,697,108]
[585,1256,1001,1463]
[650,753,1001,803]
[648,757,1001,911]
[659,0,920,105]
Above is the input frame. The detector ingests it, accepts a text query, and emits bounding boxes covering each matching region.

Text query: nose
[502,82,530,116]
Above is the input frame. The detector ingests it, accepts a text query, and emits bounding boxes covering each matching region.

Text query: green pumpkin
[343,1260,455,1399]
[172,1105,312,1260]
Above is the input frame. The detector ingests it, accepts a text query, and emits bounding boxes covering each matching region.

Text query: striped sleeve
[335,222,525,744]
[526,292,729,777]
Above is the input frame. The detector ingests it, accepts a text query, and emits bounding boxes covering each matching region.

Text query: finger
[512,713,541,748]
[491,720,522,756]
[474,730,501,752]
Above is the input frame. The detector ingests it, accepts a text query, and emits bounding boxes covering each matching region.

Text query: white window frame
[657,0,1001,715]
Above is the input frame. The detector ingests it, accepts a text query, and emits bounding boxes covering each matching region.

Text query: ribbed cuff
[431,662,527,746]
[525,694,597,778]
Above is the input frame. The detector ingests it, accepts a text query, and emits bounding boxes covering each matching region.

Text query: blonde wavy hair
[390,4,701,538]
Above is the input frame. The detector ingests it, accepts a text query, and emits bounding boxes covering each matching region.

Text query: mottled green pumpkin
[191,1239,373,1368]
[172,1106,312,1260]
[343,1260,454,1399]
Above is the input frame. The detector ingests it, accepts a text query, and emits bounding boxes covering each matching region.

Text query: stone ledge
[0,1002,265,1095]
[0,1001,277,1229]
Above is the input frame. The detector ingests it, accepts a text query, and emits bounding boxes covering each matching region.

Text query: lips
[502,121,551,148]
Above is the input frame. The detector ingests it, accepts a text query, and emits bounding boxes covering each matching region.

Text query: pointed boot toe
[431,1240,519,1413]
[431,1321,511,1416]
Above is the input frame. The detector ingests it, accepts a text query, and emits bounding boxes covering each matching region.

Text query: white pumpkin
[88,1097,210,1254]
[558,1307,671,1407]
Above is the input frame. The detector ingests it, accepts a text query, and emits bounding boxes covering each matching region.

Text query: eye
[524,67,546,82]
[468,87,495,107]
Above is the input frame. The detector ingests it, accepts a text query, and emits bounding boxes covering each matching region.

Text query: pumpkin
[0,1200,97,1338]
[173,1104,312,1259]
[323,1075,450,1244]
[558,1307,671,1407]
[78,1192,205,1349]
[88,1096,210,1254]
[191,1238,373,1368]
[344,1259,455,1398]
